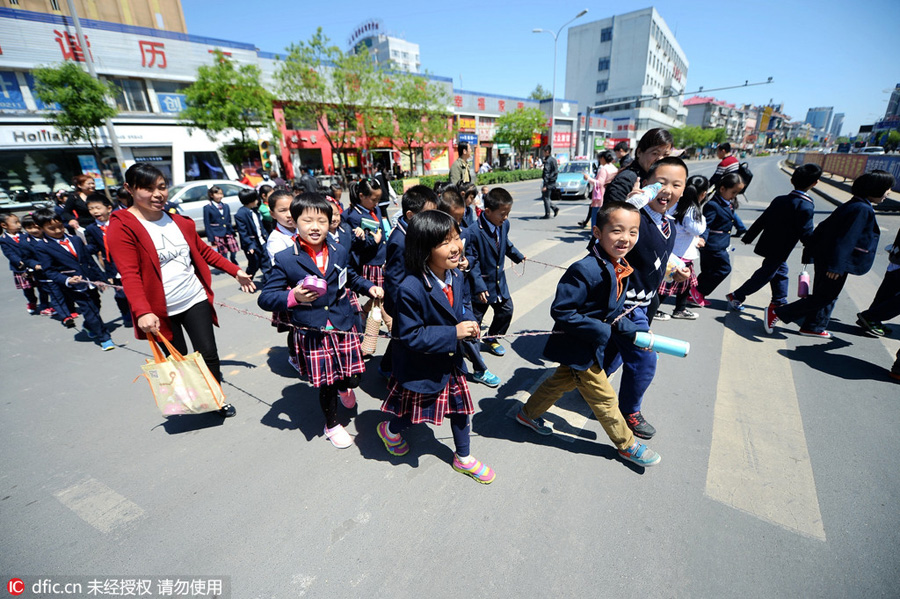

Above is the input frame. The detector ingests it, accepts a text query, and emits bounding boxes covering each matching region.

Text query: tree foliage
[493,107,547,162]
[669,126,728,149]
[180,49,275,153]
[528,84,552,100]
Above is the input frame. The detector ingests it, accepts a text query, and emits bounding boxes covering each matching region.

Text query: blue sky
[182,0,898,135]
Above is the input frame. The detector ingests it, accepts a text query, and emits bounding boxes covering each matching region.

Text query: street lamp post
[533,9,587,160]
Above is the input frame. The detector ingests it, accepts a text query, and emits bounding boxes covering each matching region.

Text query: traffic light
[258,139,273,171]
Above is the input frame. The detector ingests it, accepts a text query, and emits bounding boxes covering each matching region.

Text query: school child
[0,213,40,314]
[518,203,660,466]
[709,143,747,235]
[20,215,72,322]
[771,170,892,337]
[383,185,438,315]
[32,209,115,351]
[329,184,343,208]
[202,185,238,264]
[257,184,274,234]
[457,182,478,227]
[343,178,389,335]
[262,189,300,371]
[113,187,131,211]
[691,172,745,306]
[467,187,525,357]
[84,195,132,326]
[856,227,900,337]
[327,197,353,248]
[375,210,495,484]
[437,188,502,388]
[726,164,821,313]
[657,175,709,320]
[234,189,270,285]
[603,156,690,440]
[258,193,384,448]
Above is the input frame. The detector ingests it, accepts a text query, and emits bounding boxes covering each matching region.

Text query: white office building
[348,19,421,72]
[565,7,688,149]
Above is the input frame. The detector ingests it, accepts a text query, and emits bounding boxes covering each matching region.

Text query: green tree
[276,28,381,183]
[494,106,547,167]
[32,62,118,189]
[180,50,275,169]
[835,136,850,144]
[528,84,552,100]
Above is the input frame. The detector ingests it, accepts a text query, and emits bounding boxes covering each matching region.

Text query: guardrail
[787,152,900,192]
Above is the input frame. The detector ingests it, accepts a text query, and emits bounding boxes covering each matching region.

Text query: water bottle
[632,182,662,205]
[633,331,690,358]
[798,269,810,298]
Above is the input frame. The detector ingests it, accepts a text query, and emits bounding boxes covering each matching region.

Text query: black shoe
[219,403,236,418]
[63,317,77,329]
[552,206,559,218]
[625,411,656,439]
[577,220,588,229]
[540,215,552,219]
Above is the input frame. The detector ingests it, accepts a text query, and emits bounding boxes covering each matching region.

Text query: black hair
[647,156,689,180]
[595,202,639,230]
[433,180,448,194]
[851,170,895,199]
[85,194,113,208]
[0,213,14,226]
[258,184,273,199]
[267,188,293,211]
[21,214,36,228]
[238,188,259,206]
[790,164,823,190]
[613,141,630,153]
[291,183,305,196]
[124,163,166,189]
[457,142,469,154]
[457,181,477,199]
[674,175,710,225]
[116,187,132,207]
[207,185,222,200]
[404,210,460,275]
[636,128,674,155]
[329,184,342,195]
[717,143,732,154]
[483,187,514,211]
[401,184,437,215]
[32,208,62,228]
[438,187,465,213]
[542,144,552,153]
[290,192,333,222]
[348,178,378,206]
[597,150,615,164]
[716,172,746,208]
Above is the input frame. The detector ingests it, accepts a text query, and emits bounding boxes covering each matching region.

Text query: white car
[858,146,885,155]
[166,179,253,234]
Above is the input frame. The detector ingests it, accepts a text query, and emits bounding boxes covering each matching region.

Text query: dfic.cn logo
[7,578,25,596]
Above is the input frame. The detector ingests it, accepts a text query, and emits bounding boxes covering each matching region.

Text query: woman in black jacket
[63,174,97,230]
[604,129,673,205]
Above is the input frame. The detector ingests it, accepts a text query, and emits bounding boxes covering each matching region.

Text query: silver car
[166,179,253,234]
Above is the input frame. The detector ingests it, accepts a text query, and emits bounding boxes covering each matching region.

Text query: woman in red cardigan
[108,163,255,417]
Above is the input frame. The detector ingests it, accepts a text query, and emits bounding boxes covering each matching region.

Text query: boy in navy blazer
[771,170,893,337]
[518,203,660,467]
[727,164,822,312]
[32,209,114,350]
[467,187,525,357]
[234,189,270,284]
[83,195,132,326]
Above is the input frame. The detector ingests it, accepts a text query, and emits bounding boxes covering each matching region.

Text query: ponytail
[348,178,377,206]
[674,175,709,225]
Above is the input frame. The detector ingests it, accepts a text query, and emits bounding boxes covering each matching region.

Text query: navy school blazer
[0,233,27,271]
[467,212,525,303]
[392,269,475,394]
[257,239,373,331]
[343,203,387,269]
[83,222,118,279]
[34,234,106,289]
[543,242,643,370]
[202,202,235,243]
[700,195,735,251]
[383,216,409,313]
[805,197,880,276]
[234,206,268,252]
[742,190,815,261]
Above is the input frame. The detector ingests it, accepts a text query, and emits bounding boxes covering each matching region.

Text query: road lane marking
[509,254,580,328]
[54,477,145,534]
[705,255,826,541]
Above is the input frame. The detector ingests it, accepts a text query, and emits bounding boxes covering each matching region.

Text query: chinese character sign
[477,97,485,110]
[454,95,463,108]
[157,93,187,114]
[0,71,28,111]
[139,41,167,68]
[54,29,92,62]
[498,100,505,112]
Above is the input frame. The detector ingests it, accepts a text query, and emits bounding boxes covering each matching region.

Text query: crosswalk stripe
[705,255,826,541]
[54,477,145,534]
[509,254,580,328]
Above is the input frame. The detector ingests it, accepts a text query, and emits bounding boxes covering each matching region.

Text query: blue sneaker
[618,442,661,467]
[99,340,116,351]
[484,340,506,356]
[472,370,501,388]
[726,293,745,312]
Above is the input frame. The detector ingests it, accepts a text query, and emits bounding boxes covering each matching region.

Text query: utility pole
[67,0,127,194]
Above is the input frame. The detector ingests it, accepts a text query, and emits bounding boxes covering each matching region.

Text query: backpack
[737,161,753,192]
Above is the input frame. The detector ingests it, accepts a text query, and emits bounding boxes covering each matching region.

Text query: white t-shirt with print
[138,213,207,316]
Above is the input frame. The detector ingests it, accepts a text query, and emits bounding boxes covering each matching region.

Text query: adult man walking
[540,145,559,219]
[450,142,476,186]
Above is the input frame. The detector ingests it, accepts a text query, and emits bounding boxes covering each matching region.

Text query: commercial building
[805,106,833,140]
[348,19,421,73]
[885,83,900,119]
[3,0,187,32]
[830,113,844,138]
[683,96,747,146]
[565,7,688,148]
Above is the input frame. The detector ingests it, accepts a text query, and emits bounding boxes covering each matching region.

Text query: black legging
[319,375,361,428]
[167,300,221,382]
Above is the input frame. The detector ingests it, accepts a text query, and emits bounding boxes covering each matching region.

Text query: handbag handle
[147,332,187,362]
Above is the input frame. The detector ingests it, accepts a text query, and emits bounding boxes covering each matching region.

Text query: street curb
[779,160,900,213]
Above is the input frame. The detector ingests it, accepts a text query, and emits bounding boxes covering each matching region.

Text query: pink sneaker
[688,287,710,308]
[339,388,357,409]
[324,424,353,449]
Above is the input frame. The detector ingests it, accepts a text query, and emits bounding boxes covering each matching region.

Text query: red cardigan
[107,209,241,340]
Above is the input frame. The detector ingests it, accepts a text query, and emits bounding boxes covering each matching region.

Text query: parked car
[858,146,885,155]
[166,179,253,234]
[557,161,594,200]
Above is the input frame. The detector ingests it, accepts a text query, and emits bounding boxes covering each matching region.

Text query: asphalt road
[1,154,898,598]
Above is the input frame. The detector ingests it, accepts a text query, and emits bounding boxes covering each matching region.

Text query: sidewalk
[779,160,900,212]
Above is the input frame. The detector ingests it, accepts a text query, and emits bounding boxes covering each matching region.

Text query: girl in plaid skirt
[376,211,495,484]
[343,179,388,330]
[0,213,39,314]
[202,186,238,265]
[258,193,384,449]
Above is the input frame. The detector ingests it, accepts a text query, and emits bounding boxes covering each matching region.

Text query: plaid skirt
[272,310,291,332]
[13,271,33,290]
[381,369,473,425]
[361,263,384,287]
[658,259,698,297]
[294,326,365,387]
[214,234,239,254]
[347,288,362,313]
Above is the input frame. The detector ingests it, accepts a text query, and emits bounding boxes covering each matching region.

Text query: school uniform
[732,189,815,306]
[467,212,525,338]
[343,203,387,284]
[383,216,409,314]
[696,195,735,297]
[776,197,880,333]
[382,269,474,425]
[859,228,900,324]
[258,239,374,388]
[84,220,131,324]
[463,205,478,228]
[0,231,32,292]
[202,201,238,256]
[328,223,361,314]
[20,235,71,317]
[234,205,270,281]
[35,233,111,342]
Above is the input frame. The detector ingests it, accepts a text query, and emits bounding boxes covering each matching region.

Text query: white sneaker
[324,424,353,449]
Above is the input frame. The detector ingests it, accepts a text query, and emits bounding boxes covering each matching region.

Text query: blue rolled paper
[633,331,690,357]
